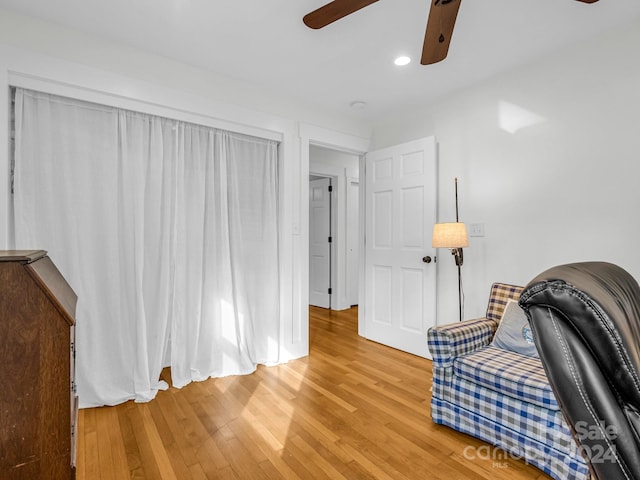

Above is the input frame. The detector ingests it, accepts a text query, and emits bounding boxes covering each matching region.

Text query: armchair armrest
[427,317,498,368]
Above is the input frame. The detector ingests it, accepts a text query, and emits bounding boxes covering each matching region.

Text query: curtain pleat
[12,88,281,407]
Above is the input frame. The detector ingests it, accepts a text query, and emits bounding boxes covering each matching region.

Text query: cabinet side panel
[39,298,71,478]
[0,262,42,472]
[0,258,73,479]
[2,461,41,479]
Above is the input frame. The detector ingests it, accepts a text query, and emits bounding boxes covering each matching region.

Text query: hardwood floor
[77,307,549,479]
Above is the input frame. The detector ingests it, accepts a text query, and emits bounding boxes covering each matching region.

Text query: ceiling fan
[303,0,600,65]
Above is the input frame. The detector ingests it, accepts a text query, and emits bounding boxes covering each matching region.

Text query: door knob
[422,256,432,264]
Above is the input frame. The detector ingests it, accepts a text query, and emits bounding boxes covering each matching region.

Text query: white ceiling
[2,0,640,123]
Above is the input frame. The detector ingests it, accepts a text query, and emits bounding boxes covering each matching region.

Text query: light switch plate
[469,223,485,237]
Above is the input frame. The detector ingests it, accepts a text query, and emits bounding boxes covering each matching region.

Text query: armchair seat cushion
[454,345,559,410]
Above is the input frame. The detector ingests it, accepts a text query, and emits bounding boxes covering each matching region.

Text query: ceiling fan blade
[421,0,462,65]
[576,0,599,2]
[303,0,379,29]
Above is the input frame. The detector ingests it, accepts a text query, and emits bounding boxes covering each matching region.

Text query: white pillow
[491,299,539,358]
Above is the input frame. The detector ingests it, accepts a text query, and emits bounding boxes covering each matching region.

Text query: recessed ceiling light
[394,56,411,66]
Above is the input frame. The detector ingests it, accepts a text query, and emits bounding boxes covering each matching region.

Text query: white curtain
[12,88,280,407]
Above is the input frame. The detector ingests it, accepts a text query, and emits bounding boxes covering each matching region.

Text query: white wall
[5,7,638,354]
[0,8,372,364]
[372,20,640,325]
[310,145,360,174]
[0,9,370,135]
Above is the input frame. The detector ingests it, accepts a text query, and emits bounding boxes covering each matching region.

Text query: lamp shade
[432,222,469,248]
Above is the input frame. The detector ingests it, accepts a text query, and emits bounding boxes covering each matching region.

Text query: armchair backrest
[486,283,523,323]
[519,262,640,480]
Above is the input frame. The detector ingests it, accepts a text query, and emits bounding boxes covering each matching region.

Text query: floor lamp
[432,178,469,322]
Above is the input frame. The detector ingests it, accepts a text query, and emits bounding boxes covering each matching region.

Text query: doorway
[309,145,360,311]
[309,175,333,309]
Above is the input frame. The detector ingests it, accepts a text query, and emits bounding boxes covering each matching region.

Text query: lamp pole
[455,178,462,322]
[455,177,459,223]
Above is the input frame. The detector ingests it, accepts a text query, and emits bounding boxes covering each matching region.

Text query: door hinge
[328,288,332,295]
[328,236,332,243]
[328,185,333,192]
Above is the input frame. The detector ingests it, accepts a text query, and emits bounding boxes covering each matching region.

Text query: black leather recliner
[519,262,640,480]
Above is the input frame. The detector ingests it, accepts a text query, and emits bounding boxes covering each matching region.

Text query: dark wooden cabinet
[0,250,77,480]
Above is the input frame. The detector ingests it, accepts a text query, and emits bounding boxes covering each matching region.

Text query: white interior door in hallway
[309,177,332,308]
[362,137,437,358]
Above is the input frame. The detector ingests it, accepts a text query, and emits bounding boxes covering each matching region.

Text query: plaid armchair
[427,283,589,480]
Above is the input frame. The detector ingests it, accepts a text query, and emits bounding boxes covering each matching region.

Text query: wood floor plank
[289,434,350,480]
[75,409,87,480]
[139,404,180,480]
[117,403,147,480]
[216,428,270,480]
[77,306,549,479]
[81,430,100,480]
[187,463,207,480]
[193,437,229,475]
[127,404,166,480]
[95,406,129,480]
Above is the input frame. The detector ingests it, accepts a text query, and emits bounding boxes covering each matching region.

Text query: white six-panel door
[363,137,437,358]
[309,177,332,308]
